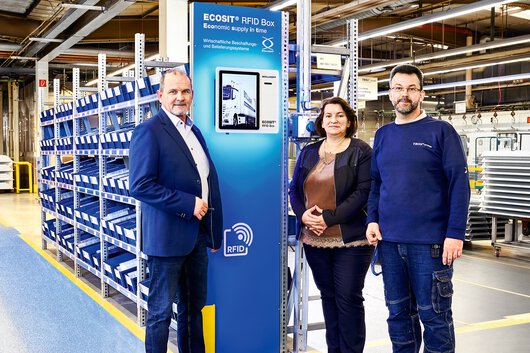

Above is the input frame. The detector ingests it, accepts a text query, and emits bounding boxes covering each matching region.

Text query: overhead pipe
[315,0,416,32]
[297,0,316,112]
[465,35,474,109]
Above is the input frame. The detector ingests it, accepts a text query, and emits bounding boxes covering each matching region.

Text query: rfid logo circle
[223,222,254,257]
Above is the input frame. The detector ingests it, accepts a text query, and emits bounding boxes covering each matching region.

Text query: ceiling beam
[39,0,137,62]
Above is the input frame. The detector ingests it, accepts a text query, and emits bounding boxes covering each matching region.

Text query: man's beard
[393,98,418,115]
[171,104,188,116]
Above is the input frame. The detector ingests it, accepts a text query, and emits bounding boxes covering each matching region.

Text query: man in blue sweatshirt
[366,64,470,353]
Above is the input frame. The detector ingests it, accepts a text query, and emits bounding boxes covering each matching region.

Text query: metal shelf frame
[37,33,160,328]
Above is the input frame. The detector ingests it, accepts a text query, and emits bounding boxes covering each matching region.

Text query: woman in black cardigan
[289,97,373,353]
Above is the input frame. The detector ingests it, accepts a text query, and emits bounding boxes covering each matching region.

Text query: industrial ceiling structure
[0,0,529,108]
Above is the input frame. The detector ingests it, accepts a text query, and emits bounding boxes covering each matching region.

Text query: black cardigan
[289,138,372,244]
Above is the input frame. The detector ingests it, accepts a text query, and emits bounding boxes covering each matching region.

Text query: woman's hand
[302,205,328,236]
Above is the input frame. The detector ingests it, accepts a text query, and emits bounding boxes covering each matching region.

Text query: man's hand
[193,197,209,220]
[442,238,463,265]
[366,222,382,245]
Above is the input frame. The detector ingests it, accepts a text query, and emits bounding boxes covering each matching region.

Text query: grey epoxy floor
[294,242,530,353]
[1,193,529,353]
[0,225,145,353]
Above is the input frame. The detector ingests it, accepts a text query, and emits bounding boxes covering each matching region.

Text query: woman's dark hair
[315,96,357,137]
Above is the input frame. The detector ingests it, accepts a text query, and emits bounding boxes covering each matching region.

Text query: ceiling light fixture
[29,37,64,43]
[424,72,530,91]
[359,34,530,73]
[359,0,518,42]
[10,56,37,60]
[376,56,530,83]
[84,53,160,87]
[378,72,530,95]
[268,0,297,11]
[61,3,105,11]
[425,57,530,76]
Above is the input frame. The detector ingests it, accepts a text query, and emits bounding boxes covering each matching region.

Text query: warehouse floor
[0,192,529,353]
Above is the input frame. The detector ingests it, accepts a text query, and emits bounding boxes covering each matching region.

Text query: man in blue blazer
[129,68,223,353]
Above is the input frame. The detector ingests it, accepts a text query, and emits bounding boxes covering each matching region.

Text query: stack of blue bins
[101,205,136,245]
[57,162,74,186]
[40,109,54,124]
[56,223,75,253]
[57,192,75,219]
[90,245,123,271]
[39,188,57,211]
[101,122,135,151]
[103,165,130,197]
[75,131,99,151]
[42,219,57,241]
[76,235,101,267]
[41,165,55,183]
[103,252,135,288]
[74,195,99,230]
[74,158,99,190]
[136,73,161,97]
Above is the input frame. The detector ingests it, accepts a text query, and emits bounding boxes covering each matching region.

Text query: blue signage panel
[191,3,285,353]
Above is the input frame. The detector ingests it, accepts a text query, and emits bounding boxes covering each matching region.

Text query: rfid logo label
[223,222,254,257]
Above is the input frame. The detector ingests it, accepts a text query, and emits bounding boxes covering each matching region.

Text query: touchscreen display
[218,70,260,130]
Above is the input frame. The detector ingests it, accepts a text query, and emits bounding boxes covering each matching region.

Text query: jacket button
[197,179,200,184]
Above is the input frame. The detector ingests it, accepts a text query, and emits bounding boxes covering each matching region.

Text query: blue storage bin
[107,87,117,105]
[136,77,152,97]
[139,279,150,301]
[91,245,122,270]
[121,81,135,101]
[89,94,99,110]
[103,252,135,282]
[148,73,161,93]
[113,86,125,103]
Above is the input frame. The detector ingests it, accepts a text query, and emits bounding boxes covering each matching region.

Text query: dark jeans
[145,234,208,353]
[378,241,455,353]
[304,244,373,353]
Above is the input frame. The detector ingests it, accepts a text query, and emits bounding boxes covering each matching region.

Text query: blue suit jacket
[129,109,223,257]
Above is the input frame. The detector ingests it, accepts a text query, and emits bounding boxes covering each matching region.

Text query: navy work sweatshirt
[366,116,470,244]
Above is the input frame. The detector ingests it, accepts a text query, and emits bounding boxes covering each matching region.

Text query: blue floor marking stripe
[0,225,145,353]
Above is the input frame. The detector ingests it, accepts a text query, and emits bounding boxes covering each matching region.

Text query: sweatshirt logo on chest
[413,142,432,148]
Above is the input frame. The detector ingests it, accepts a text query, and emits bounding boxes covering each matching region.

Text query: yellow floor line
[454,277,530,299]
[461,253,530,270]
[366,313,530,348]
[456,313,530,334]
[0,210,179,353]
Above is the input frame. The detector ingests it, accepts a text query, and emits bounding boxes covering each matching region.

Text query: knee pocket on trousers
[431,268,453,313]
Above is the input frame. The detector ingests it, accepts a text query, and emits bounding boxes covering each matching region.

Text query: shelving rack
[479,150,530,257]
[38,33,176,326]
[0,155,13,190]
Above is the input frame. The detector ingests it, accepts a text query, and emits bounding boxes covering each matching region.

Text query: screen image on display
[217,70,260,130]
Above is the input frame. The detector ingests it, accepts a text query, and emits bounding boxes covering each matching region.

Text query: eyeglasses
[390,87,422,94]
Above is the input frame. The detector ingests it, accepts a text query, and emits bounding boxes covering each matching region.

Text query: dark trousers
[145,234,208,353]
[304,244,373,353]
